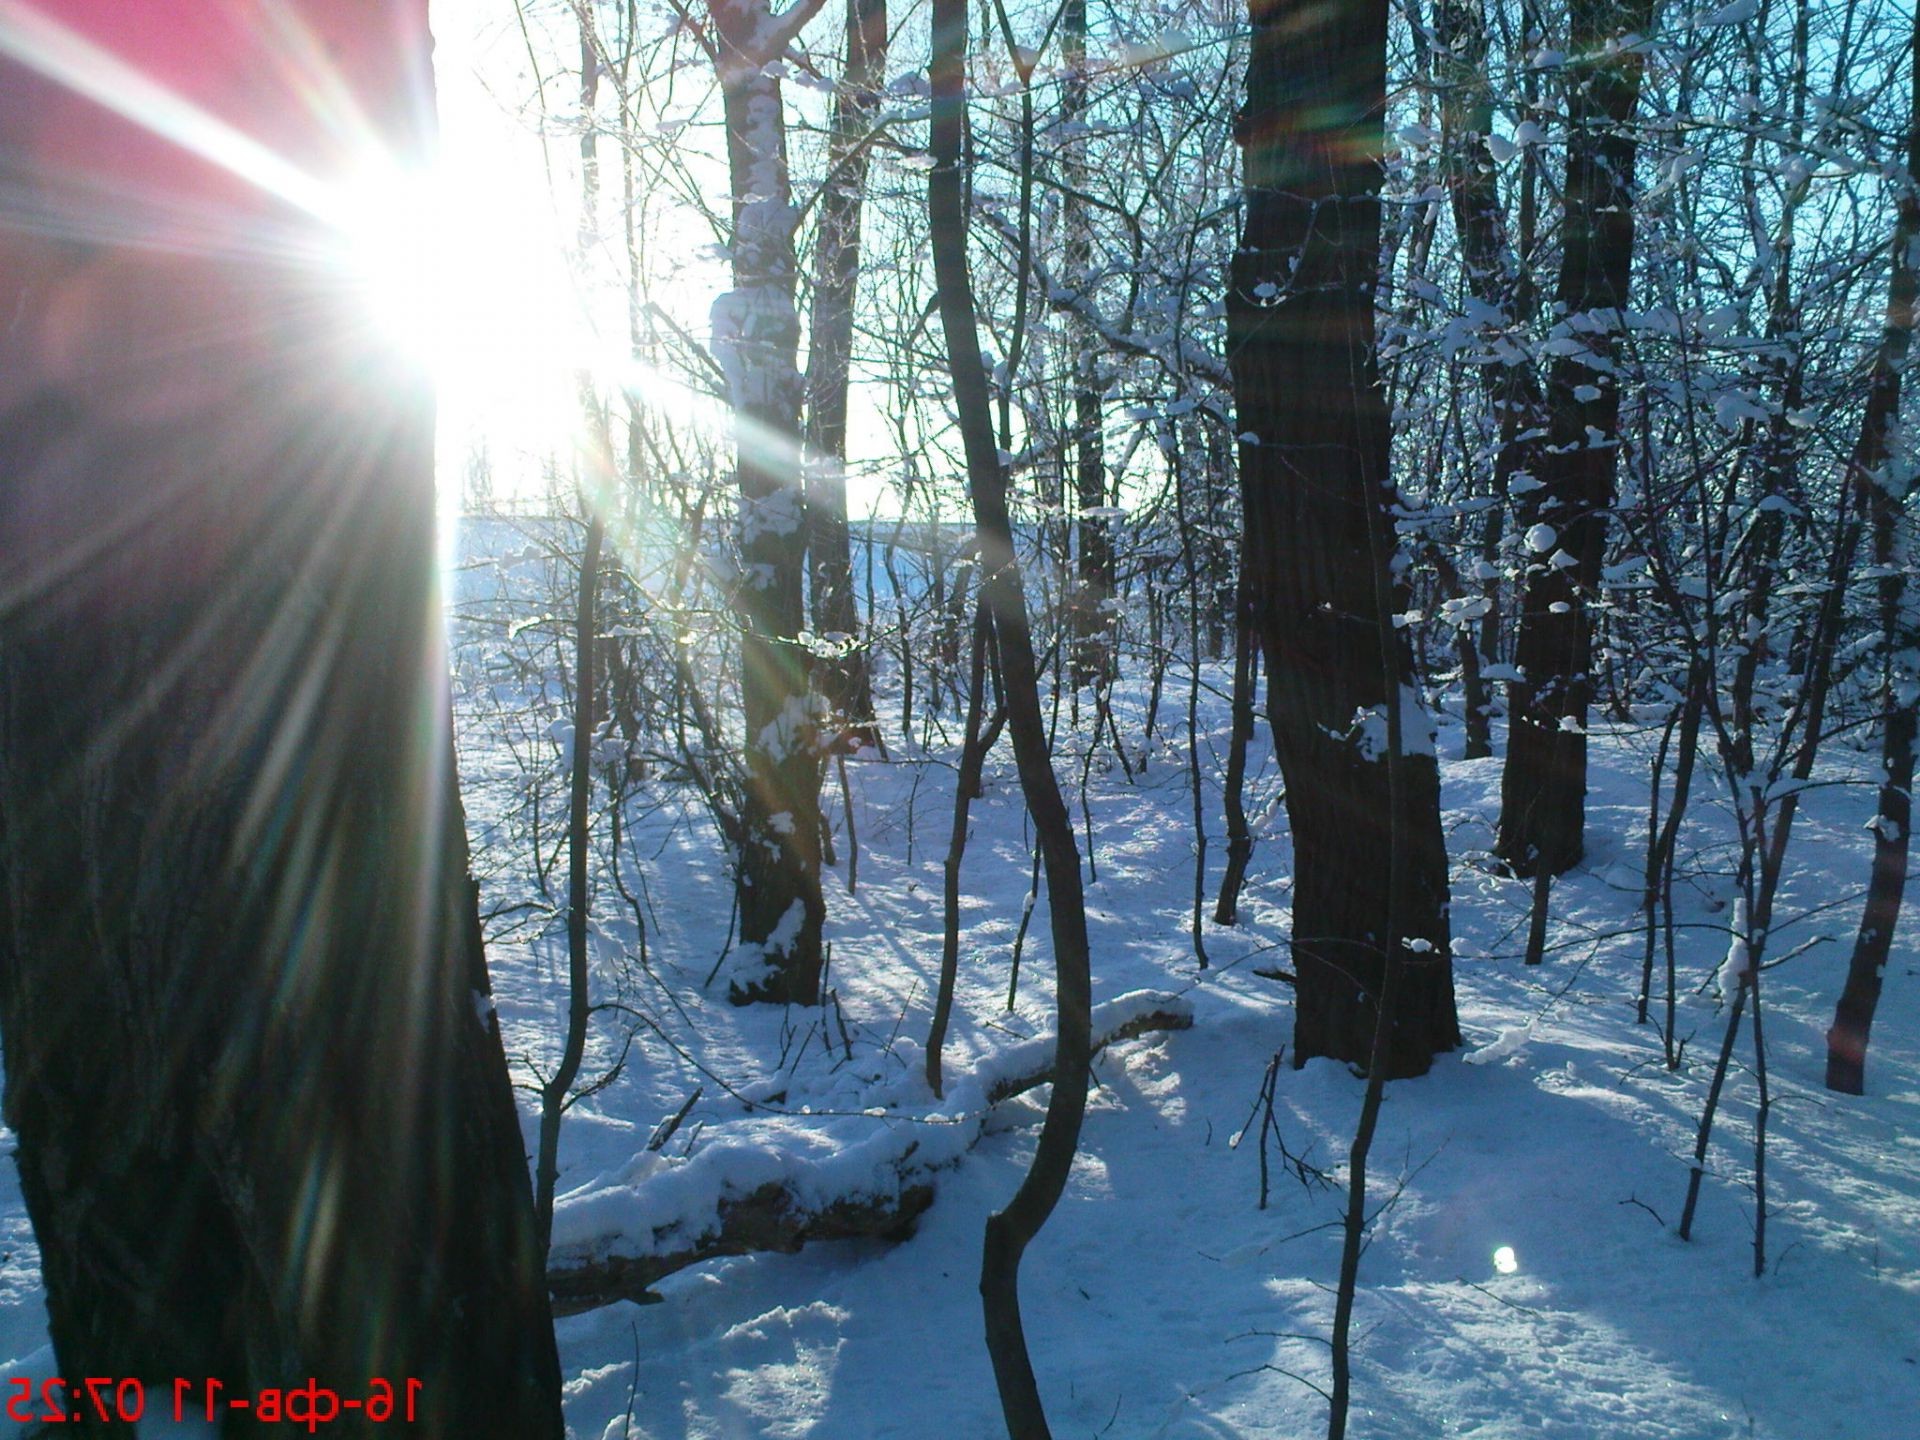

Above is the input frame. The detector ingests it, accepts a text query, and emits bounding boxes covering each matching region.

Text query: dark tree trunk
[535,512,603,1248]
[0,6,563,1434]
[1827,23,1919,1095]
[1228,0,1458,1077]
[535,3,611,1257]
[927,604,1006,1098]
[1213,584,1258,925]
[1431,0,1533,768]
[1495,0,1656,876]
[1729,0,1813,780]
[1831,702,1914,1095]
[1062,0,1111,691]
[929,0,1095,1430]
[803,0,887,737]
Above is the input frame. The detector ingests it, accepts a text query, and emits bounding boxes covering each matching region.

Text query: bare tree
[1828,4,1919,1095]
[1228,0,1459,1076]
[929,0,1095,1431]
[803,0,888,740]
[702,0,834,1003]
[1496,0,1659,877]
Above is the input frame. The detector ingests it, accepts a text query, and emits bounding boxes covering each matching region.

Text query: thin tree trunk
[535,4,611,1256]
[1828,28,1920,1090]
[1428,0,1523,772]
[1214,583,1259,924]
[535,512,604,1249]
[1432,0,1544,761]
[1679,970,1749,1242]
[1062,0,1111,691]
[1728,0,1814,778]
[929,1,1094,1430]
[1171,424,1211,969]
[803,0,888,740]
[1640,661,1703,1065]
[928,603,1006,1098]
[1830,688,1914,1094]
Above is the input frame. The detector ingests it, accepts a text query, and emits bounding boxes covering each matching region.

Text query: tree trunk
[1228,0,1459,1077]
[1062,0,1112,691]
[1430,0,1533,768]
[1827,21,1919,1095]
[535,2,612,1257]
[1214,582,1258,924]
[929,0,1096,1430]
[1495,0,1656,876]
[803,0,887,738]
[927,603,1006,1098]
[0,6,563,1433]
[712,0,829,1004]
[535,511,603,1248]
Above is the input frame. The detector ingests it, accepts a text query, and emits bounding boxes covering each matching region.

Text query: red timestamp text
[6,1376,146,1426]
[4,1375,423,1431]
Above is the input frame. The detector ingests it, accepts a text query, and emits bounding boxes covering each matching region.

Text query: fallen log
[546,990,1192,1312]
[549,1175,937,1313]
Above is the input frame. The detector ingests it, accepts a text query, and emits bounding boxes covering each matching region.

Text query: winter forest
[0,0,1915,1434]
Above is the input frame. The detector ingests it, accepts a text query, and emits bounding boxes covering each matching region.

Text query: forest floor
[0,647,1914,1438]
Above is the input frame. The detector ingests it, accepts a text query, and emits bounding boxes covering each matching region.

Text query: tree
[534,3,613,1253]
[1430,0,1541,763]
[1228,0,1459,1076]
[1062,0,1114,691]
[928,0,1095,1431]
[1827,0,1919,1095]
[1496,0,1659,877]
[803,0,887,741]
[704,0,834,1005]
[0,3,563,1432]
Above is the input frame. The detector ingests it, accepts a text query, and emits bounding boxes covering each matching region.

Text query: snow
[1698,0,1760,26]
[1718,897,1753,993]
[1464,1023,1533,1065]
[0,636,1915,1440]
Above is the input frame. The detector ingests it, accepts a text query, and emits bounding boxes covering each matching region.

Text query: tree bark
[1213,583,1259,924]
[1495,0,1657,876]
[710,0,831,1004]
[535,511,603,1249]
[1827,16,1920,1095]
[1228,0,1458,1077]
[927,604,1006,1098]
[803,0,887,738]
[535,3,613,1257]
[0,5,562,1432]
[1432,0,1535,397]
[1430,0,1535,767]
[1062,0,1112,691]
[929,0,1096,1430]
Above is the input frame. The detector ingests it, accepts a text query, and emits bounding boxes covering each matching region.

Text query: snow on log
[546,989,1193,1311]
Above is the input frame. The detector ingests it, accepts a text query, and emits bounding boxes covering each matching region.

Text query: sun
[327,139,589,463]
[330,166,456,374]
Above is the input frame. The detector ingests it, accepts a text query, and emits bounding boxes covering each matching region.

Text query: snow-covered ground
[0,624,1914,1437]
